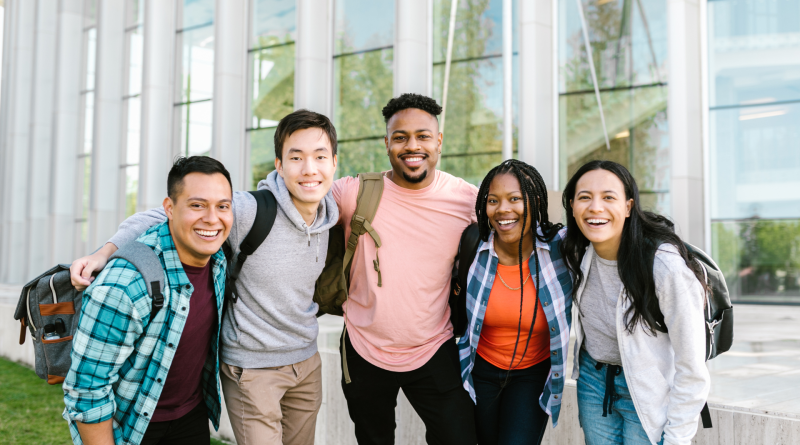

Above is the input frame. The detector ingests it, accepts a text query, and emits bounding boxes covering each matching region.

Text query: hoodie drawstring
[305,225,320,262]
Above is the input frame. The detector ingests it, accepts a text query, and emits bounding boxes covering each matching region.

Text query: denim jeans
[576,349,664,445]
[471,354,550,445]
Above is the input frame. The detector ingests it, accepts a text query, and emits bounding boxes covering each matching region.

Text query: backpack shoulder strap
[110,242,166,320]
[241,189,278,256]
[457,223,481,293]
[225,189,278,303]
[343,173,385,285]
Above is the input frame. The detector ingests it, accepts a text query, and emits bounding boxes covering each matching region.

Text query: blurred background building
[0,0,798,306]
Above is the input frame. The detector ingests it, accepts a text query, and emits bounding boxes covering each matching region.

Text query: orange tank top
[477,262,550,370]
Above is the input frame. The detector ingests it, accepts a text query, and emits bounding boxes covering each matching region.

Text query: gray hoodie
[108,170,339,368]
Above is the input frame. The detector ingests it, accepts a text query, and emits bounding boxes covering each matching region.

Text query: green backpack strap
[343,172,385,286]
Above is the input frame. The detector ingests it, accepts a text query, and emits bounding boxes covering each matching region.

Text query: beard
[402,169,428,184]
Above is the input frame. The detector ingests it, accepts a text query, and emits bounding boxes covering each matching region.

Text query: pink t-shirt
[332,170,478,372]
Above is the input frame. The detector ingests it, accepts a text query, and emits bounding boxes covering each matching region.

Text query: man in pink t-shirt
[332,94,478,444]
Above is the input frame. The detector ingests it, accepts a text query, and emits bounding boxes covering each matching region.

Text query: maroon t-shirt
[152,261,217,422]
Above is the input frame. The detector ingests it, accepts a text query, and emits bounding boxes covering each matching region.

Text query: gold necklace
[497,270,531,291]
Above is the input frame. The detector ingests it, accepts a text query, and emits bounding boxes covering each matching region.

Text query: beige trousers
[220,352,323,445]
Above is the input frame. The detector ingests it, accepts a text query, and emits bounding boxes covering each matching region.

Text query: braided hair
[475,160,563,372]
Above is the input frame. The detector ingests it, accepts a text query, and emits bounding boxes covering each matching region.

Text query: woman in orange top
[456,160,573,445]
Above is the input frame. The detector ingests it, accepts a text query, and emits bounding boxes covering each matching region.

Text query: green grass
[0,357,231,445]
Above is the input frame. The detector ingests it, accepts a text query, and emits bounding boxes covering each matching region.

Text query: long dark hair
[475,160,562,369]
[560,160,707,335]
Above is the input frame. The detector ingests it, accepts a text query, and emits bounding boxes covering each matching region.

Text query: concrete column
[88,0,126,249]
[212,0,249,191]
[0,0,36,283]
[27,0,59,277]
[49,0,84,265]
[668,0,704,246]
[139,0,176,209]
[518,0,556,189]
[394,0,432,97]
[295,0,333,116]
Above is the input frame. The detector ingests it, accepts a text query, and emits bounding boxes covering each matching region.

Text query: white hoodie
[571,243,711,445]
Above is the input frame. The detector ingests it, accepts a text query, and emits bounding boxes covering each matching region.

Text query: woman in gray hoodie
[560,160,710,445]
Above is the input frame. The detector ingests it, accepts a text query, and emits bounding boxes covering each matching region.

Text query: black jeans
[340,332,477,445]
[140,401,210,445]
[471,354,550,445]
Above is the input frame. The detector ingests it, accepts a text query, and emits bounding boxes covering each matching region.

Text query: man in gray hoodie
[70,110,340,445]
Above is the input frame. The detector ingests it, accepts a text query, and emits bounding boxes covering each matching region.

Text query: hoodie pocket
[628,366,670,432]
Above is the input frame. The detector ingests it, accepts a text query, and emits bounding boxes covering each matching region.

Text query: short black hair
[274,109,338,161]
[381,93,443,124]
[167,156,232,201]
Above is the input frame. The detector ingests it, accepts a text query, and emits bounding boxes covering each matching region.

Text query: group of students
[62,93,710,445]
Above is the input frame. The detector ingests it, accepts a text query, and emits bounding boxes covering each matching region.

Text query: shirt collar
[477,226,551,260]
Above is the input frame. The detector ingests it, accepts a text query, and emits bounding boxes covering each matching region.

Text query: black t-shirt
[152,261,216,422]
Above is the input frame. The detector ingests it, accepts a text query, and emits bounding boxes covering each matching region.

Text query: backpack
[220,175,385,317]
[13,242,165,385]
[449,223,480,337]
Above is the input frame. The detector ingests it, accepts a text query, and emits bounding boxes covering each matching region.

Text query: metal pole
[575,0,610,150]
[502,0,512,160]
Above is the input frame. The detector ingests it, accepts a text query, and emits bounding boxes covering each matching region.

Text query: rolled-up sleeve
[63,272,143,425]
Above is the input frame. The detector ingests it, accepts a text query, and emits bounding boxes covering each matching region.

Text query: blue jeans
[576,349,663,445]
[471,354,550,445]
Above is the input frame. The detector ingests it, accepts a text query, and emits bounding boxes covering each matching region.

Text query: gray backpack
[13,242,165,385]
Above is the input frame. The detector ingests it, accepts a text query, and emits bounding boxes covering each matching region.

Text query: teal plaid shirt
[63,222,226,445]
[457,227,573,427]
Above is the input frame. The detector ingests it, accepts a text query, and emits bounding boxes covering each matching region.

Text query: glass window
[175,0,214,156]
[557,0,669,214]
[248,0,296,189]
[122,1,144,218]
[708,0,800,303]
[76,13,97,256]
[432,0,518,185]
[332,0,395,178]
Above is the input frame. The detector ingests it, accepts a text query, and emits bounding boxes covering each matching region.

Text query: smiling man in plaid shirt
[63,156,233,445]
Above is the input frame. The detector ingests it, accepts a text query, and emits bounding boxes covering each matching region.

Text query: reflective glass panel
[712,219,800,303]
[179,101,213,156]
[558,0,668,93]
[125,165,139,217]
[84,0,97,25]
[126,97,141,165]
[433,0,517,64]
[126,0,144,27]
[86,28,97,90]
[334,0,394,55]
[559,86,669,213]
[337,139,392,179]
[250,44,295,128]
[83,92,94,155]
[333,48,394,141]
[81,156,91,220]
[182,0,214,30]
[708,0,800,108]
[710,102,800,220]
[252,0,296,48]
[128,27,144,96]
[178,25,215,103]
[250,128,277,189]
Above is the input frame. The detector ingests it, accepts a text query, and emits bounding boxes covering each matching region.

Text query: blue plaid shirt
[63,222,225,445]
[457,227,573,426]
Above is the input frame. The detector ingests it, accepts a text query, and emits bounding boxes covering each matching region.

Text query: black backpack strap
[458,224,481,293]
[450,223,481,334]
[225,189,278,303]
[700,402,712,428]
[109,242,166,321]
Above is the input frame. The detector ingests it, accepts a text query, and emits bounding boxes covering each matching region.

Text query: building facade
[0,0,798,304]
